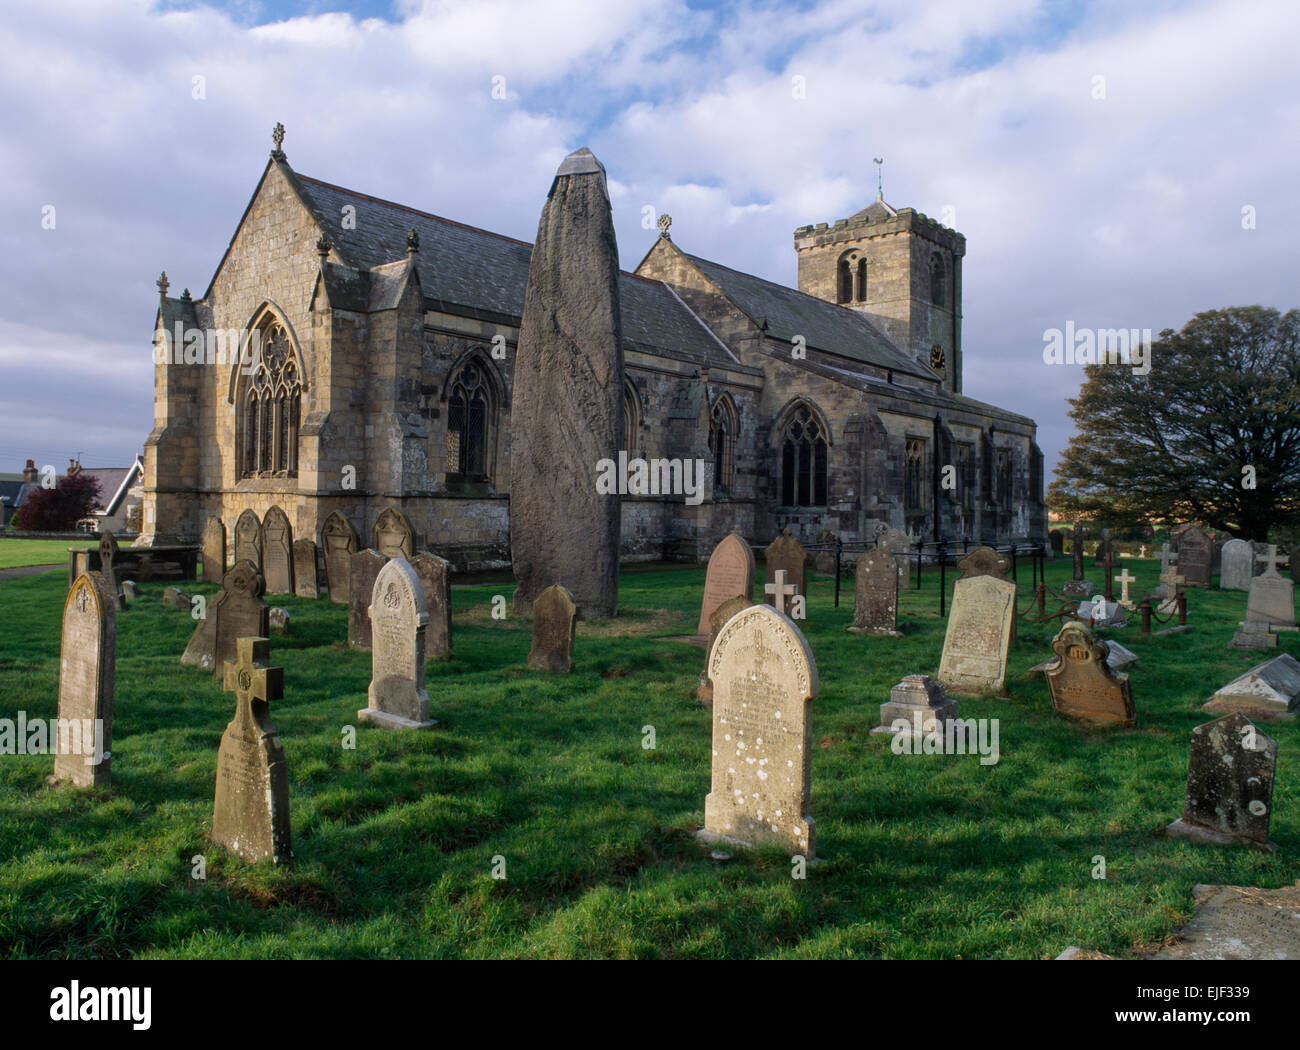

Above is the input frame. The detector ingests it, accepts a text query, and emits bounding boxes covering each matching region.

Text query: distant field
[0,540,75,570]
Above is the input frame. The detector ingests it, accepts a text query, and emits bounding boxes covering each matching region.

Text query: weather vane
[873,157,884,199]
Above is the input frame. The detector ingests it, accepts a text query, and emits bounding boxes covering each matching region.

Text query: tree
[1049,306,1300,540]
[15,472,103,532]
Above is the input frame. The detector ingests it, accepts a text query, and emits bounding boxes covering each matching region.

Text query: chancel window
[241,321,301,478]
[710,398,736,494]
[905,437,925,512]
[446,359,492,480]
[780,405,827,507]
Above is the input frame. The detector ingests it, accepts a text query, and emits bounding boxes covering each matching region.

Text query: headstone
[1062,523,1092,596]
[956,546,1010,581]
[698,603,818,857]
[527,583,578,672]
[698,595,753,705]
[1179,526,1213,586]
[877,526,913,590]
[212,561,269,678]
[1206,654,1300,718]
[1165,713,1277,852]
[937,574,1016,696]
[181,594,218,670]
[1114,567,1138,610]
[1231,620,1276,651]
[1042,622,1135,726]
[233,509,262,571]
[846,548,899,636]
[201,517,226,584]
[373,506,415,561]
[260,505,294,595]
[871,675,956,739]
[347,550,388,650]
[1245,545,1295,628]
[811,529,838,576]
[764,529,807,608]
[1154,543,1178,597]
[120,580,136,600]
[511,147,623,619]
[358,558,437,730]
[321,510,359,604]
[49,572,116,788]
[1077,595,1127,628]
[214,637,291,864]
[1220,539,1252,591]
[1028,638,1138,677]
[293,539,319,599]
[162,586,191,611]
[268,607,289,635]
[1049,531,1064,558]
[410,551,453,660]
[98,531,125,610]
[696,532,756,636]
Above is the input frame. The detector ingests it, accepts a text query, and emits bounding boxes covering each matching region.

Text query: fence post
[940,549,947,617]
[1140,598,1152,635]
[1177,591,1187,626]
[833,536,842,609]
[1036,582,1045,618]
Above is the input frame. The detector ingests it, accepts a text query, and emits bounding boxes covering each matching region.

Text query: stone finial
[316,234,331,261]
[406,228,420,254]
[157,271,170,298]
[271,122,286,160]
[657,213,672,238]
[180,288,192,303]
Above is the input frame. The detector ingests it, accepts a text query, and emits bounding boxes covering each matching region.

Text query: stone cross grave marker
[214,637,291,864]
[1244,545,1295,629]
[527,583,578,672]
[1096,541,1121,601]
[846,548,899,636]
[293,539,319,599]
[201,516,226,584]
[938,574,1016,696]
[698,603,818,858]
[697,532,755,636]
[765,569,797,617]
[1115,567,1137,610]
[347,550,388,650]
[212,561,269,678]
[1165,713,1277,852]
[358,558,436,730]
[233,509,262,571]
[1043,621,1136,726]
[49,572,116,788]
[764,528,807,607]
[321,510,359,604]
[1219,539,1253,592]
[260,505,294,595]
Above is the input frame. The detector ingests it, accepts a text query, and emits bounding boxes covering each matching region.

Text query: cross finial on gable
[271,122,286,160]
[223,637,284,722]
[157,271,169,299]
[407,228,420,254]
[873,157,884,199]
[657,213,672,239]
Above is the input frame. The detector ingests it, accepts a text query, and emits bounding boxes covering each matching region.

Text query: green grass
[0,557,1295,959]
[0,539,78,569]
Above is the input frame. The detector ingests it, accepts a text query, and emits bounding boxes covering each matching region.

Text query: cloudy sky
[1,0,1295,483]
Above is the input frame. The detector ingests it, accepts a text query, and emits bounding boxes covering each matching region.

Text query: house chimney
[67,458,81,477]
[22,459,37,483]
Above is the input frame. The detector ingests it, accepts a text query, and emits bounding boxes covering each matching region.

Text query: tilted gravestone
[410,551,453,660]
[321,510,359,604]
[764,528,807,608]
[98,531,125,610]
[212,561,269,678]
[938,574,1016,696]
[49,572,116,788]
[347,550,388,650]
[510,148,622,620]
[1205,654,1300,720]
[698,594,753,706]
[1219,539,1252,591]
[871,674,957,740]
[293,539,319,599]
[233,509,262,571]
[876,526,913,590]
[1178,526,1213,587]
[214,637,292,864]
[846,548,899,636]
[358,558,436,731]
[696,532,755,636]
[698,603,819,858]
[1165,713,1277,852]
[181,592,218,670]
[527,584,578,672]
[373,506,415,561]
[201,517,226,584]
[260,505,294,595]
[1042,621,1135,726]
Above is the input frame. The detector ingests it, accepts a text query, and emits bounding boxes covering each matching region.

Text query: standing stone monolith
[938,574,1016,696]
[373,507,415,561]
[410,551,453,660]
[233,509,262,571]
[214,637,291,864]
[260,505,294,595]
[1165,713,1277,852]
[293,539,319,599]
[698,603,818,858]
[765,529,808,607]
[201,517,226,584]
[510,147,623,619]
[1220,539,1252,591]
[212,561,269,677]
[527,583,579,672]
[847,548,900,636]
[321,510,359,604]
[49,572,116,788]
[348,550,388,650]
[696,532,755,636]
[359,558,436,730]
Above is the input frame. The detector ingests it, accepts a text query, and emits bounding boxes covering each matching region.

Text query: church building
[142,129,1046,570]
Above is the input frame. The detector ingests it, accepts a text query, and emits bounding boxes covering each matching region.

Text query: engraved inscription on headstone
[233,509,262,571]
[937,574,1016,696]
[846,548,899,636]
[1178,526,1213,587]
[293,539,319,599]
[49,572,116,788]
[321,510,359,604]
[260,505,294,595]
[358,558,436,730]
[1043,621,1136,726]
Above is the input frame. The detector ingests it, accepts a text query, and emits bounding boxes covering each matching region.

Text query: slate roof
[294,172,741,372]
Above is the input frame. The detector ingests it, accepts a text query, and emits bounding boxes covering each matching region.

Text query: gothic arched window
[241,321,301,478]
[779,405,828,508]
[623,380,641,456]
[446,358,494,480]
[837,258,852,304]
[930,252,946,306]
[856,259,868,302]
[905,437,925,512]
[709,397,736,494]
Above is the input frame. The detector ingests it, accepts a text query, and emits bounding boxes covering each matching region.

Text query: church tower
[794,196,965,395]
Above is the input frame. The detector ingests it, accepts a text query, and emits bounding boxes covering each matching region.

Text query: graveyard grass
[1,559,1296,959]
[0,540,81,570]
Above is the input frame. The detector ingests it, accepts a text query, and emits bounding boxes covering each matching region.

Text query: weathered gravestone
[212,561,269,678]
[181,593,218,670]
[321,510,359,604]
[410,551,453,660]
[1165,713,1277,852]
[49,572,116,788]
[201,517,226,584]
[871,674,956,740]
[358,558,437,730]
[233,509,262,571]
[373,506,415,561]
[1220,539,1253,591]
[1179,526,1213,587]
[214,637,291,864]
[268,607,290,634]
[696,532,756,636]
[846,548,899,636]
[812,529,838,576]
[1245,546,1295,628]
[1205,654,1300,720]
[1077,595,1127,628]
[1154,543,1179,598]
[98,531,125,610]
[1042,621,1135,726]
[528,583,578,672]
[292,539,319,599]
[937,574,1016,696]
[161,586,191,611]
[511,147,623,619]
[957,546,1010,581]
[698,595,753,706]
[764,529,807,608]
[877,526,913,590]
[698,603,818,858]
[347,550,388,650]
[260,505,294,595]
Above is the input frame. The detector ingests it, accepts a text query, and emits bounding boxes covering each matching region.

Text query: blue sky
[0,0,1296,485]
